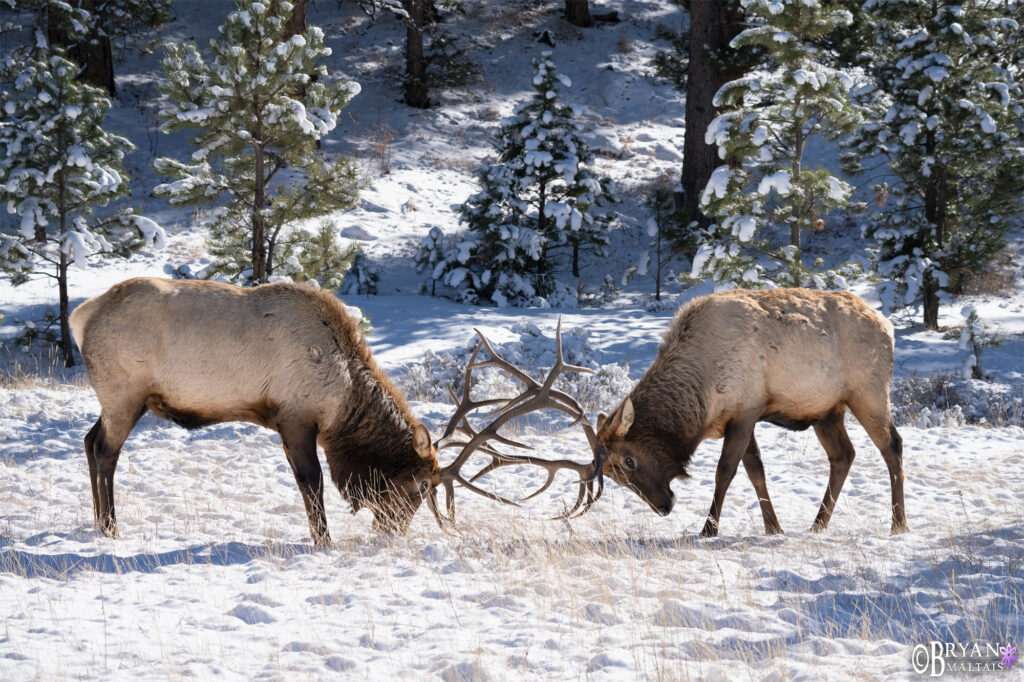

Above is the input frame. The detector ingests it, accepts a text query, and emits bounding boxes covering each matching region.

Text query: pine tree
[154,0,361,285]
[278,222,359,291]
[639,178,694,301]
[438,162,549,306]
[844,1,1024,330]
[0,51,164,366]
[693,0,860,290]
[425,52,613,306]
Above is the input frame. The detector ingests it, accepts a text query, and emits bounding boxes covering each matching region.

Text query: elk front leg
[278,422,330,547]
[701,417,757,538]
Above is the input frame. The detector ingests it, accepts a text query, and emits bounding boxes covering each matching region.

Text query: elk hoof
[765,523,784,535]
[890,522,908,535]
[699,521,718,538]
[809,521,827,533]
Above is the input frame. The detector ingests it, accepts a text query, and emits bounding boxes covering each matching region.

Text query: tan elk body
[70,277,438,545]
[597,288,907,536]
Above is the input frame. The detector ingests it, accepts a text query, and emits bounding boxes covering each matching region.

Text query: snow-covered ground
[3,0,1024,679]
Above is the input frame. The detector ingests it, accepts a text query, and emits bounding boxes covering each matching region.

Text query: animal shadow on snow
[0,536,316,579]
[753,523,1024,645]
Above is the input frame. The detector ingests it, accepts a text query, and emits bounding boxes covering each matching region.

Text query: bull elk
[596,288,907,536]
[70,278,604,544]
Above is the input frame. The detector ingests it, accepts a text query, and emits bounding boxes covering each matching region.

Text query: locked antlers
[426,319,608,527]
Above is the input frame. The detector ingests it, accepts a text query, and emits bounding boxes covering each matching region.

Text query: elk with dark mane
[595,288,906,536]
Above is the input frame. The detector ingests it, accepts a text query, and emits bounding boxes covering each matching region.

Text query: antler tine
[436,340,487,443]
[549,316,596,382]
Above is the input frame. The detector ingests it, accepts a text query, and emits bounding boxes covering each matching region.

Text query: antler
[428,318,608,528]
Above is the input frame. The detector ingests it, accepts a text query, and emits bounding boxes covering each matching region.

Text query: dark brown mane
[307,288,432,504]
[309,287,421,430]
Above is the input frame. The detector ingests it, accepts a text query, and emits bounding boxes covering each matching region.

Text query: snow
[757,169,793,197]
[701,166,731,204]
[2,0,1024,679]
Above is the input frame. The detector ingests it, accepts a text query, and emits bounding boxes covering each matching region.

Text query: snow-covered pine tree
[154,0,361,285]
[497,51,613,279]
[0,51,165,366]
[413,225,453,296]
[279,221,359,291]
[843,1,1024,330]
[440,162,548,306]
[635,177,694,302]
[694,0,859,290]
[427,51,613,306]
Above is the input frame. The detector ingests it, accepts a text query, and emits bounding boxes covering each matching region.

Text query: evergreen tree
[279,222,359,291]
[413,225,452,296]
[0,52,164,366]
[844,1,1024,330]
[154,0,362,285]
[439,162,549,306]
[425,52,613,306]
[694,0,860,290]
[639,179,694,301]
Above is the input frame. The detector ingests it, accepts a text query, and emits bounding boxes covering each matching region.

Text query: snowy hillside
[2,0,1024,680]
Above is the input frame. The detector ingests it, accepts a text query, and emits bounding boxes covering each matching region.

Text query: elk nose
[655,491,676,516]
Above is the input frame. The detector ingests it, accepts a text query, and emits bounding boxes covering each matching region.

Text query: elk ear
[413,424,433,460]
[596,412,609,431]
[606,397,634,439]
[617,397,635,437]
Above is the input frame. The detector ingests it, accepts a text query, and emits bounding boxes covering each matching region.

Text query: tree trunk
[680,1,745,227]
[565,0,594,27]
[922,276,940,331]
[572,244,580,278]
[283,0,306,37]
[922,132,945,330]
[58,250,74,367]
[55,164,74,367]
[253,141,267,284]
[47,0,116,97]
[654,232,662,301]
[402,1,429,108]
[790,114,803,250]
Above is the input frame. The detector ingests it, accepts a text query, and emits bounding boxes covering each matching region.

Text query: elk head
[425,319,609,527]
[596,397,684,516]
[351,423,441,535]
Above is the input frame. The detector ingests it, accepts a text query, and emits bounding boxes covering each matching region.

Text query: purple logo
[1001,645,1017,671]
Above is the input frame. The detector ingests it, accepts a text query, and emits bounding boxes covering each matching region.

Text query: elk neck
[319,348,425,489]
[628,334,711,467]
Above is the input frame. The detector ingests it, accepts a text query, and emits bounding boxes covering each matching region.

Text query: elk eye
[624,456,637,471]
[419,480,429,495]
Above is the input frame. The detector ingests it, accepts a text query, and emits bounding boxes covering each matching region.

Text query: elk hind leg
[84,421,102,523]
[278,422,330,547]
[741,434,783,535]
[849,398,907,534]
[701,417,757,538]
[88,402,146,538]
[810,408,856,532]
